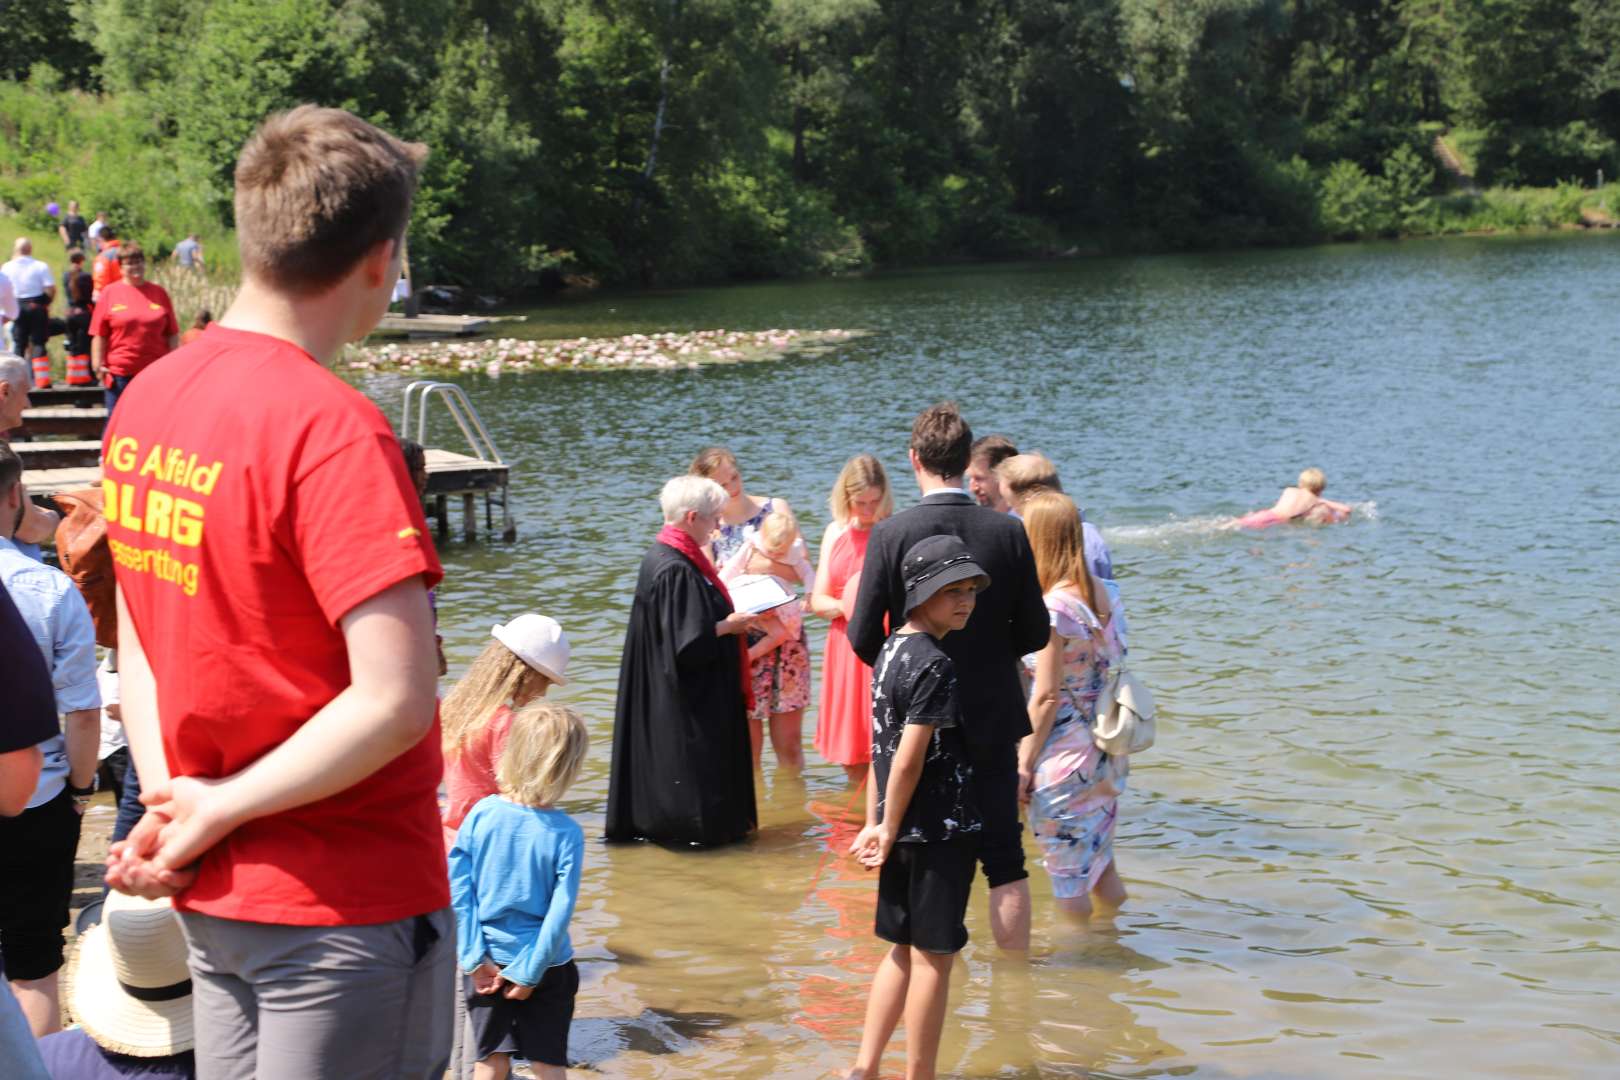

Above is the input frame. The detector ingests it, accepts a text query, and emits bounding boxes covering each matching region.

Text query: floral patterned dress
[1020,589,1127,899]
[714,499,813,721]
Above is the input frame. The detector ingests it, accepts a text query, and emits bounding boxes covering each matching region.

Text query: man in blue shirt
[1,580,58,1079]
[0,444,101,1038]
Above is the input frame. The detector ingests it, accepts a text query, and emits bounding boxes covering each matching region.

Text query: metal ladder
[400,381,516,540]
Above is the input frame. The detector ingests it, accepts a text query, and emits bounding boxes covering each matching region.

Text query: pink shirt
[443,705,513,837]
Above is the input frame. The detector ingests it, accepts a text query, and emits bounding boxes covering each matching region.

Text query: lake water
[361,233,1620,1078]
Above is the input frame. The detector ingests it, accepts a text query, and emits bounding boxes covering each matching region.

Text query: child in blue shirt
[449,702,589,1080]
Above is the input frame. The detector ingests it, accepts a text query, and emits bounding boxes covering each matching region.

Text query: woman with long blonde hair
[1019,491,1128,920]
[809,454,893,783]
[441,614,572,839]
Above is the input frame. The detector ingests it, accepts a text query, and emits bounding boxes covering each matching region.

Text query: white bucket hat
[71,890,194,1057]
[491,613,570,686]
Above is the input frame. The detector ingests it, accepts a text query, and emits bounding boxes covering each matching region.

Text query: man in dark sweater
[849,402,1050,949]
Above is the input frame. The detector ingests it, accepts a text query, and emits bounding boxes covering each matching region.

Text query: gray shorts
[178,907,453,1080]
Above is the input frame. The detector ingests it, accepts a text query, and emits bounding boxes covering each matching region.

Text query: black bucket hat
[902,534,990,616]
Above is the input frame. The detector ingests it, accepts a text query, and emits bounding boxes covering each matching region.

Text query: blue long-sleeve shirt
[449,796,583,987]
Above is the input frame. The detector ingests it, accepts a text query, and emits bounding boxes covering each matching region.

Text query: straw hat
[71,890,194,1057]
[491,613,570,686]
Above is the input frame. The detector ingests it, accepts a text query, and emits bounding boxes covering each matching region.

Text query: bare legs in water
[845,945,954,1080]
[749,707,805,772]
[1054,859,1128,921]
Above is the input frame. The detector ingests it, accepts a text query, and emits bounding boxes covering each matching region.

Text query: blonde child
[441,614,571,840]
[449,702,589,1080]
[720,508,813,770]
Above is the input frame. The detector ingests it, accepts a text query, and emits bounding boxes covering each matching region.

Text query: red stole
[656,525,754,711]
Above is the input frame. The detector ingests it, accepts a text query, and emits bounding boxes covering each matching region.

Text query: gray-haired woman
[605,476,758,847]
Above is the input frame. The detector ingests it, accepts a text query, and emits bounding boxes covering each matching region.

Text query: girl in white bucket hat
[439,614,571,841]
[36,889,195,1074]
[437,614,571,1078]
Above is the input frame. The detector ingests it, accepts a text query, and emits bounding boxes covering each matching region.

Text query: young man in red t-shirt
[103,106,451,1079]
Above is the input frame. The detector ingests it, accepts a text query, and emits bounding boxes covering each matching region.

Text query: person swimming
[1236,468,1352,529]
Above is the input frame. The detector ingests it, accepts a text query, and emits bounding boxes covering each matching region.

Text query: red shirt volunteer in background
[101,326,447,925]
[90,279,179,378]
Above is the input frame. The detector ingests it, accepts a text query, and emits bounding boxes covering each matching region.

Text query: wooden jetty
[25,450,509,541]
[373,313,495,339]
[422,448,512,541]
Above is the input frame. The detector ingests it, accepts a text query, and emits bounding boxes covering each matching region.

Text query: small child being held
[847,535,987,1080]
[720,507,815,770]
[450,701,590,1080]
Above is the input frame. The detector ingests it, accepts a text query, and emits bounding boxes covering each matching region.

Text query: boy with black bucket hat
[846,534,988,1080]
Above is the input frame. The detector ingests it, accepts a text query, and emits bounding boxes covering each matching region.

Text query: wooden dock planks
[373,314,494,338]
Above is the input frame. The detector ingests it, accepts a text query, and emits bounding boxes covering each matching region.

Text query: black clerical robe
[605,542,756,846]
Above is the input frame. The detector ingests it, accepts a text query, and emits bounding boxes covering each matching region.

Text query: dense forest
[2,0,1618,292]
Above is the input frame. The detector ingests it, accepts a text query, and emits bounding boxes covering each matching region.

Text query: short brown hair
[119,242,145,262]
[234,105,426,294]
[689,446,738,480]
[910,402,972,477]
[970,434,1018,469]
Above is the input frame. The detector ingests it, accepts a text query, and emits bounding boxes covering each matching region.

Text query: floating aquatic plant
[342,328,865,374]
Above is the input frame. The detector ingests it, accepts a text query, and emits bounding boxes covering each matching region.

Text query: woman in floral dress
[692,447,812,769]
[1019,490,1129,919]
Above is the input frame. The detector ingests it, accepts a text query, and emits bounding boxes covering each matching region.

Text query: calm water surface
[364,234,1619,1078]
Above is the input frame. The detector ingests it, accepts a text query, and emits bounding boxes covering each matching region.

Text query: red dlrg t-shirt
[102,327,447,926]
[90,280,179,377]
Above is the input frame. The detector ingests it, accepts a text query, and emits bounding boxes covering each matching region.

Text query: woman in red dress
[809,454,892,784]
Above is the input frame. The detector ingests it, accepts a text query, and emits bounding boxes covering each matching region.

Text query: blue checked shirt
[0,537,100,808]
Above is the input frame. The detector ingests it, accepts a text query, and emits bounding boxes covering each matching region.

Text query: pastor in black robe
[605,542,756,846]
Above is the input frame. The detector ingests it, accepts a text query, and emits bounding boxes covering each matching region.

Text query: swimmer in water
[1236,468,1352,528]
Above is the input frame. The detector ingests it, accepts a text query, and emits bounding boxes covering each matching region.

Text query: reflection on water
[374,234,1620,1077]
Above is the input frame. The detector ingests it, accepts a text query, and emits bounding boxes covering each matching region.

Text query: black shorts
[875,838,978,955]
[0,788,83,980]
[464,960,578,1066]
[967,742,1028,888]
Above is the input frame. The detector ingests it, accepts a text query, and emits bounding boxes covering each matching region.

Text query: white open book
[728,574,797,614]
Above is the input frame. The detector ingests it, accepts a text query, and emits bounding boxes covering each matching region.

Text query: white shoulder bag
[1093,664,1156,756]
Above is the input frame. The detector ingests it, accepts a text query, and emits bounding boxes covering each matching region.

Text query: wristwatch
[67,777,98,806]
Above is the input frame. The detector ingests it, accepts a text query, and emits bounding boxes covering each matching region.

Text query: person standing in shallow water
[1018,491,1129,920]
[809,453,893,785]
[605,475,758,847]
[689,446,796,568]
[848,403,1049,951]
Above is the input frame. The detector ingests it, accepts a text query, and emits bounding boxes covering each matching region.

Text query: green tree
[169,0,371,210]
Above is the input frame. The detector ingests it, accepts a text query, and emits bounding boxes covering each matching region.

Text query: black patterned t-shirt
[870,630,982,843]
